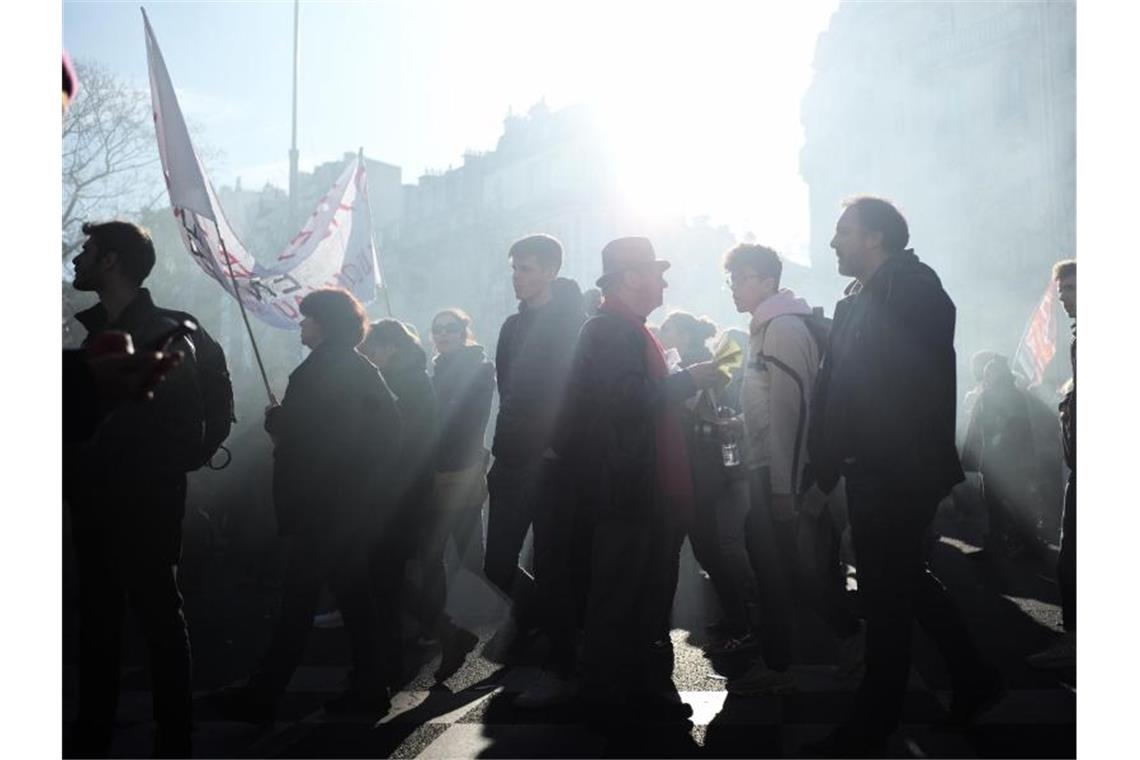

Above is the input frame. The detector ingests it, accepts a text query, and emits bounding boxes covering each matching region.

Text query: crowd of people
[61,195,1077,758]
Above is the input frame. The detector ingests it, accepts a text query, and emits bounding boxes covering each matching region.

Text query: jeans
[794,493,862,640]
[418,462,488,637]
[845,473,987,737]
[531,457,591,670]
[253,525,384,696]
[714,476,762,632]
[484,459,541,625]
[69,482,192,756]
[744,467,796,670]
[1058,472,1076,632]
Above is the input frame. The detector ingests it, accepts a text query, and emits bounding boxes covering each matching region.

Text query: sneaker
[704,631,762,657]
[513,672,581,709]
[835,622,866,679]
[435,626,479,682]
[312,609,344,629]
[727,660,797,696]
[1027,632,1076,669]
[324,688,392,717]
[207,684,277,724]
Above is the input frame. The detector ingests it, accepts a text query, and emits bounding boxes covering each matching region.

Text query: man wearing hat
[552,237,721,721]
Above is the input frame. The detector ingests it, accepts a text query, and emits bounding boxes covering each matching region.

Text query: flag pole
[287,0,300,232]
[358,147,393,317]
[216,223,276,403]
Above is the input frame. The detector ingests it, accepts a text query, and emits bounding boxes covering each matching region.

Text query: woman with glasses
[423,308,496,679]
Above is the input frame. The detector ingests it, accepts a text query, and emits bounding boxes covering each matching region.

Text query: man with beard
[805,197,1002,755]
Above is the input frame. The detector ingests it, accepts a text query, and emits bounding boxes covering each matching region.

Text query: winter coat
[266,343,401,536]
[740,289,820,497]
[69,288,204,486]
[432,344,495,472]
[809,250,964,498]
[961,380,1036,499]
[66,288,206,562]
[492,277,587,466]
[553,308,697,520]
[1060,329,1076,473]
[378,345,438,516]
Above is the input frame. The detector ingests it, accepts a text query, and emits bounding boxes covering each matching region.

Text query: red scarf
[600,300,694,522]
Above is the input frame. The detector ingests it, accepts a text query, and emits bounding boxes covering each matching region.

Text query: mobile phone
[146,318,199,353]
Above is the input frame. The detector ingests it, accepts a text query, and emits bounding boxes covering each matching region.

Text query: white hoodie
[740,288,820,497]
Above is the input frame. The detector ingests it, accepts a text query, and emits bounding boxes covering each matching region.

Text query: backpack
[800,307,832,355]
[160,310,236,470]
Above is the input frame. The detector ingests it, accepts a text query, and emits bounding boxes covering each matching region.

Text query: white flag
[143,9,382,330]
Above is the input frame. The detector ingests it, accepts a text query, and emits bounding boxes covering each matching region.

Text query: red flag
[1012,283,1057,387]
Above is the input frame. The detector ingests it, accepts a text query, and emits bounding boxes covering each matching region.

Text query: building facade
[799,0,1076,381]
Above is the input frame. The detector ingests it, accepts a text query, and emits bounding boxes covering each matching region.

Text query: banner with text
[144,10,381,330]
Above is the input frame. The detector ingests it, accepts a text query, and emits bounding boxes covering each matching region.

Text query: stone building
[799,0,1075,377]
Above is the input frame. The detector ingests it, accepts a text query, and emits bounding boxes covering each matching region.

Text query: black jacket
[68,289,204,487]
[65,289,206,562]
[432,344,495,472]
[266,343,401,536]
[809,250,964,498]
[553,308,696,519]
[1060,329,1076,472]
[379,344,438,515]
[492,278,587,465]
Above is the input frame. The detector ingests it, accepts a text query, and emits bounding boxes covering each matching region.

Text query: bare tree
[61,61,166,259]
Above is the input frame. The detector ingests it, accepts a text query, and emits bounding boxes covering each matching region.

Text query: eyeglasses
[725,273,762,290]
[432,323,463,336]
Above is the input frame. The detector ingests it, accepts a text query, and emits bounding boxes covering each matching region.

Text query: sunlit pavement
[63,500,1075,758]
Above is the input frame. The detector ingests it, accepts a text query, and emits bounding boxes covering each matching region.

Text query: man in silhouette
[65,221,203,758]
[554,237,721,722]
[806,197,1002,755]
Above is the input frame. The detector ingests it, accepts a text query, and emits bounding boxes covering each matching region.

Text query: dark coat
[492,277,587,466]
[432,344,495,472]
[70,289,204,485]
[1060,330,1076,473]
[809,250,964,498]
[67,289,205,562]
[961,381,1035,501]
[553,309,697,519]
[379,344,438,516]
[266,343,401,536]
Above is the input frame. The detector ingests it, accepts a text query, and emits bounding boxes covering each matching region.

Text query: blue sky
[64,0,839,258]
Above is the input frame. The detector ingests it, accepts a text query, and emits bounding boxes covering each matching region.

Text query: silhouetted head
[597,236,669,318]
[72,220,156,294]
[297,288,369,350]
[982,355,1015,391]
[970,350,1000,384]
[583,287,603,316]
[509,234,562,306]
[660,311,718,363]
[723,243,782,313]
[361,318,424,370]
[431,308,475,356]
[1053,259,1076,319]
[831,196,909,282]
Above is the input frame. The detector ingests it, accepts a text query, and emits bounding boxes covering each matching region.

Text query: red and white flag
[1012,283,1058,387]
[143,10,382,330]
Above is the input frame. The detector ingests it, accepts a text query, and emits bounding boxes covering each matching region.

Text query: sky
[63,0,839,262]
